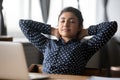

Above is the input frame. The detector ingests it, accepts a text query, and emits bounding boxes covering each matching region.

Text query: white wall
[87,0,120,68]
[97,0,120,40]
[107,0,120,39]
[107,0,120,66]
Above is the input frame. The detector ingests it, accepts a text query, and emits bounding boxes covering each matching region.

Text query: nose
[63,21,69,27]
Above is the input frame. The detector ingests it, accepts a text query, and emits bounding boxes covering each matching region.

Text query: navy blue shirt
[19,20,117,75]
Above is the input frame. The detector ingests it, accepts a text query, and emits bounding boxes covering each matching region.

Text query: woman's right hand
[51,28,61,38]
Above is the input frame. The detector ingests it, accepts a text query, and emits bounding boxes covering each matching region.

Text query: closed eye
[69,18,76,23]
[59,18,65,23]
[60,20,65,23]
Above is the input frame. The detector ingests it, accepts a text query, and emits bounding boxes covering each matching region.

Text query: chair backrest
[82,67,108,77]
[29,64,109,77]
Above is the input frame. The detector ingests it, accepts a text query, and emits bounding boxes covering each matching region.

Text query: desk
[30,73,89,80]
[0,36,13,41]
[47,74,89,80]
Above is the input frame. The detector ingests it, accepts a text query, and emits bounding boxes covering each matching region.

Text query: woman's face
[58,12,81,39]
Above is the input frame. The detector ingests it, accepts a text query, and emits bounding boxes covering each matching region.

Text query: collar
[57,38,80,45]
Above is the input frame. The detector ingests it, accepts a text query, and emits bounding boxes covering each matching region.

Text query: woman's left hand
[78,29,88,40]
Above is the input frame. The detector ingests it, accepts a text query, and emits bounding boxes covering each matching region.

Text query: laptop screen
[0,42,29,79]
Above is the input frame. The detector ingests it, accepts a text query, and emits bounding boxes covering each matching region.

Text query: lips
[62,29,70,32]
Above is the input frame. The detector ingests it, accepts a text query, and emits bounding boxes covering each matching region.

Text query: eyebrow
[60,17,76,20]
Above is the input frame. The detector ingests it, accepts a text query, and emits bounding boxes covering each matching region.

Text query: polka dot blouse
[19,19,117,75]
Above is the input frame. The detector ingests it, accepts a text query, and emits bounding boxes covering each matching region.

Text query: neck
[61,36,75,43]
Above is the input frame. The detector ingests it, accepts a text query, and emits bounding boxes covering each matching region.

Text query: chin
[61,35,72,38]
[60,33,74,38]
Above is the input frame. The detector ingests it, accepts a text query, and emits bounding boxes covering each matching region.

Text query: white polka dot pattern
[19,20,117,75]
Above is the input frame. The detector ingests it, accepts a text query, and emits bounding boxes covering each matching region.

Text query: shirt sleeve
[84,21,118,60]
[19,19,51,53]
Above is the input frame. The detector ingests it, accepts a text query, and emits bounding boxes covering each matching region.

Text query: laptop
[0,41,49,80]
[89,76,120,80]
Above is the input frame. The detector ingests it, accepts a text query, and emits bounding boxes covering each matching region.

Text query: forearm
[87,21,117,53]
[84,21,117,59]
[88,21,117,36]
[19,19,51,35]
[19,19,51,52]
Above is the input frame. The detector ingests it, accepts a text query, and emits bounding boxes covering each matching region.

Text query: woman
[19,7,117,75]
